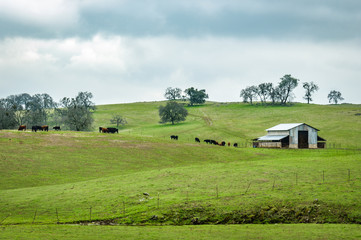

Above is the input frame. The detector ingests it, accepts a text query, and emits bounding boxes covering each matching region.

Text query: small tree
[164,87,182,101]
[110,114,127,128]
[278,74,299,105]
[240,86,258,104]
[257,83,273,104]
[303,82,319,104]
[159,101,188,125]
[184,87,209,106]
[327,90,344,104]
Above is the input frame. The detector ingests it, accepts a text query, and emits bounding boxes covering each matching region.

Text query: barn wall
[276,124,318,149]
[258,142,282,148]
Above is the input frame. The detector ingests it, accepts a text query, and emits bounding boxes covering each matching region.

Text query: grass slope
[1,224,361,240]
[1,102,360,230]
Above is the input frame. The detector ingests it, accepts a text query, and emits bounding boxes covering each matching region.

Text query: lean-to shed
[253,123,326,149]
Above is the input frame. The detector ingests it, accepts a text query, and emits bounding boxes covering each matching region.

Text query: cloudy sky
[0,0,360,105]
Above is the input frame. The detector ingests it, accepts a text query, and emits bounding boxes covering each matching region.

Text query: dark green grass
[1,224,360,240]
[0,131,360,224]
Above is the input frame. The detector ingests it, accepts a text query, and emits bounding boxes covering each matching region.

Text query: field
[1,102,360,239]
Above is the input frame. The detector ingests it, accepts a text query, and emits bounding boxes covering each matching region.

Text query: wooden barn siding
[288,124,318,148]
[258,142,282,148]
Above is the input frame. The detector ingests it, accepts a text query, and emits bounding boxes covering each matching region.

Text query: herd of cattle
[17,125,238,147]
[171,135,238,147]
[17,125,60,132]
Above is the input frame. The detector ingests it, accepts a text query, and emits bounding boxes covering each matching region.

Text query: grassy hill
[1,102,361,238]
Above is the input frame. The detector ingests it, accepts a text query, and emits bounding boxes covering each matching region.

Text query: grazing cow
[53,126,61,131]
[210,140,218,145]
[99,127,104,133]
[233,143,238,147]
[228,142,231,147]
[32,126,42,132]
[31,126,43,132]
[221,141,226,146]
[107,127,118,133]
[102,128,109,133]
[42,125,49,132]
[170,135,178,140]
[204,139,211,144]
[18,125,26,131]
[195,137,200,143]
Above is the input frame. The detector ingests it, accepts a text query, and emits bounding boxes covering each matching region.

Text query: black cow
[210,140,218,145]
[234,143,238,147]
[32,126,42,132]
[170,135,178,140]
[107,128,118,133]
[195,137,200,143]
[221,141,226,146]
[53,126,61,131]
[204,139,211,144]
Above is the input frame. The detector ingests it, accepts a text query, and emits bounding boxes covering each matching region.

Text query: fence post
[32,209,37,224]
[157,193,160,209]
[56,208,59,223]
[244,182,251,195]
[89,206,92,222]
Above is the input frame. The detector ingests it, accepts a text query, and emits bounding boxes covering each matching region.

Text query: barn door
[298,131,308,148]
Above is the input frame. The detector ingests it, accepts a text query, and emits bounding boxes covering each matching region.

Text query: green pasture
[1,102,360,238]
[1,224,360,240]
[94,102,361,147]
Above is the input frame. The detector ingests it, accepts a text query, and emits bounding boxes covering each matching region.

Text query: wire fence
[1,167,359,225]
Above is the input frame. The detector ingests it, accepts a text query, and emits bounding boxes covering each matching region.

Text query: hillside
[94,102,361,147]
[0,102,360,230]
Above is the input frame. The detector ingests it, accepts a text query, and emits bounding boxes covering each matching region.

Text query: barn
[253,123,326,149]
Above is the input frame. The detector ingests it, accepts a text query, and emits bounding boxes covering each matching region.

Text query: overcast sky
[0,0,360,104]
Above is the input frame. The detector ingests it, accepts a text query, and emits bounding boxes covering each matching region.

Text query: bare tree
[303,82,319,104]
[110,114,127,128]
[164,87,182,101]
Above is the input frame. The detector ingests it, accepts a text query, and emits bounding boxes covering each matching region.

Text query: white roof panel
[257,135,289,141]
[266,123,304,131]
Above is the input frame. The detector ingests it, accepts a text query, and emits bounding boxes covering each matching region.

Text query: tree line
[0,92,95,131]
[159,76,345,125]
[240,74,344,105]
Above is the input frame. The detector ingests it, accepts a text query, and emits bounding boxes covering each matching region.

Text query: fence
[1,168,359,225]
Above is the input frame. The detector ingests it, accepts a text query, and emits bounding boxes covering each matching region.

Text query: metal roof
[266,123,320,132]
[257,135,289,141]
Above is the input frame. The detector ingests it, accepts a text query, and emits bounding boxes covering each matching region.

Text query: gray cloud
[0,1,360,104]
[1,35,360,104]
[0,0,360,40]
